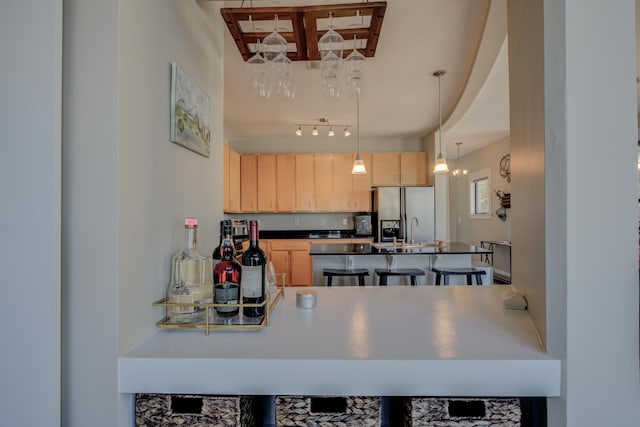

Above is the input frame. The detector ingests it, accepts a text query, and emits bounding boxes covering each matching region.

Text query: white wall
[0,1,62,426]
[510,0,640,425]
[63,1,224,426]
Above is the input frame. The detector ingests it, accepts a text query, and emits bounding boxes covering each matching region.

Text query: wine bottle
[212,219,230,266]
[167,217,213,324]
[241,220,267,317]
[213,224,241,317]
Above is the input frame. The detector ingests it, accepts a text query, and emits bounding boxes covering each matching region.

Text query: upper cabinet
[352,152,373,211]
[295,154,316,212]
[372,152,428,186]
[276,154,296,212]
[240,154,258,212]
[334,152,372,212]
[257,154,277,212]
[224,144,241,212]
[400,152,428,185]
[371,152,401,185]
[314,153,335,211]
[223,149,426,213]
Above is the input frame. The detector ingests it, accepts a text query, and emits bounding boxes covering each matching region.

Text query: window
[469,168,491,218]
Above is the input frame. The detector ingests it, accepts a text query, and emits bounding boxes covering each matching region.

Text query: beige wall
[63,1,225,426]
[449,137,511,247]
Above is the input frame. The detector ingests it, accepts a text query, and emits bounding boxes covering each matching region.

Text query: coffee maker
[353,213,373,236]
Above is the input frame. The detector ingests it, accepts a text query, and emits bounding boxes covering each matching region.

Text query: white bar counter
[119,286,560,397]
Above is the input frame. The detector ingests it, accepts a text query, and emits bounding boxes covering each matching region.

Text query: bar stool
[431,267,486,286]
[323,268,369,286]
[374,268,425,286]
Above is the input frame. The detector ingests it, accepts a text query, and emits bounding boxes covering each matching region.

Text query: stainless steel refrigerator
[372,186,435,243]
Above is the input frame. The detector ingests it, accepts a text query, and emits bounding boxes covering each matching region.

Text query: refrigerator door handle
[400,187,407,241]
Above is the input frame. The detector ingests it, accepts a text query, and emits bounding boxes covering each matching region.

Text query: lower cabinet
[266,238,374,287]
[267,240,313,286]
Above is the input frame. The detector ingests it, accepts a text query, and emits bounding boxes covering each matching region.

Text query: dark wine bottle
[212,219,230,265]
[213,224,241,317]
[241,220,267,317]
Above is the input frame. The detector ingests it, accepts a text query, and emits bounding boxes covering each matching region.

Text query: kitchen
[4,1,639,427]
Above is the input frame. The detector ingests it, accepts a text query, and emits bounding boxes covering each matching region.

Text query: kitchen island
[119,286,559,397]
[310,242,493,286]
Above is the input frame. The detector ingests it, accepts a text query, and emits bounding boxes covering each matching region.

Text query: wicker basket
[403,397,521,427]
[276,395,381,427]
[135,394,259,427]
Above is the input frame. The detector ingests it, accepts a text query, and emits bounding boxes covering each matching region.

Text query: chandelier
[451,142,468,176]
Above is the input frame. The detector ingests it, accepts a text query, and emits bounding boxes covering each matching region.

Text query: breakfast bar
[310,242,494,286]
[119,286,560,397]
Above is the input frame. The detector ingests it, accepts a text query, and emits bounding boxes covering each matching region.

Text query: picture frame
[170,62,211,157]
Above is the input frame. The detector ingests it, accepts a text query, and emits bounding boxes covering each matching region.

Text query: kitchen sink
[371,242,426,250]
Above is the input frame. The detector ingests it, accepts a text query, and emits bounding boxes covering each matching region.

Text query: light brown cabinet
[372,152,401,185]
[257,154,277,212]
[372,152,428,186]
[224,144,241,212]
[333,152,372,211]
[225,150,426,213]
[333,153,354,211]
[295,154,316,212]
[240,154,258,212]
[267,239,312,286]
[351,152,373,211]
[400,152,428,185]
[276,154,296,212]
[314,153,335,211]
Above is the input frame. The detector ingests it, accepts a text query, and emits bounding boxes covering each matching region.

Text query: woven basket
[135,394,259,427]
[404,398,521,427]
[276,395,381,427]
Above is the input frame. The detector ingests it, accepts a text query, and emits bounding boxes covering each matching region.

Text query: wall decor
[499,153,511,182]
[170,62,211,157]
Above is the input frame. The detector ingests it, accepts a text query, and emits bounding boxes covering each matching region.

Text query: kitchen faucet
[410,217,419,245]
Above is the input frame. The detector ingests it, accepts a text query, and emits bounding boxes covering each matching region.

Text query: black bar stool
[374,268,425,286]
[323,268,369,286]
[431,267,486,286]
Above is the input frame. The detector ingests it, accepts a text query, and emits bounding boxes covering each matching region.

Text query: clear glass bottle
[241,220,267,317]
[213,224,241,317]
[167,217,213,324]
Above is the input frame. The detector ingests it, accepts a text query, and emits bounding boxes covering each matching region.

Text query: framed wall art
[170,62,211,157]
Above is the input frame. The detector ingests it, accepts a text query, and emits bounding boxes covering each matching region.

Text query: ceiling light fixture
[433,69,449,174]
[294,118,350,137]
[352,92,367,174]
[451,142,468,176]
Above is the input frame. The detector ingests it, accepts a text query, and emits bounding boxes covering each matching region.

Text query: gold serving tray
[153,276,285,335]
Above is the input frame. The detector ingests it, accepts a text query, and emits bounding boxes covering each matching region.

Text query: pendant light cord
[438,73,442,154]
[356,92,360,155]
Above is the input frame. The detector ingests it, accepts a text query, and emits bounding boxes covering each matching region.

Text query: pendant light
[433,70,449,173]
[352,92,367,174]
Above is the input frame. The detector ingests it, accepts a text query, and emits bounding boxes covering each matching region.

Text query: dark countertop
[309,242,492,255]
[260,229,373,240]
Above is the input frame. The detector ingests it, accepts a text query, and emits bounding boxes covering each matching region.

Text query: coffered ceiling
[221,0,509,157]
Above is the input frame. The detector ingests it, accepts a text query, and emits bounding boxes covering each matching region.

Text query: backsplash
[225,213,357,231]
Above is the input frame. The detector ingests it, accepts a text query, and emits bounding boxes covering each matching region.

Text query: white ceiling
[222,0,509,157]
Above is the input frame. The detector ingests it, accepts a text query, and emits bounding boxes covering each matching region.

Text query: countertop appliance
[372,186,435,243]
[227,218,249,255]
[353,213,373,236]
